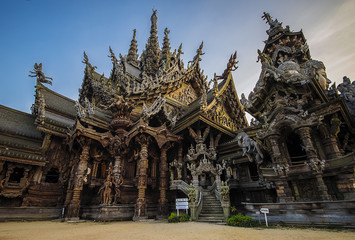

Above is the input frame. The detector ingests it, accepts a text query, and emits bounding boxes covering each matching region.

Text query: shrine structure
[0,11,354,225]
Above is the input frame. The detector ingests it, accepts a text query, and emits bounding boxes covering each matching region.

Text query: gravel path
[0,221,354,240]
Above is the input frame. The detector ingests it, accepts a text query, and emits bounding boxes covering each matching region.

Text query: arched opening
[9,168,24,183]
[248,161,259,181]
[286,132,307,164]
[45,168,60,183]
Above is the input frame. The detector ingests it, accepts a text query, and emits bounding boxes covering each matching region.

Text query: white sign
[176,198,189,210]
[260,208,269,227]
[176,198,188,202]
[260,208,269,214]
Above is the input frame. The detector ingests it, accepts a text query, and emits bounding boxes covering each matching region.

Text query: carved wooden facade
[0,11,354,223]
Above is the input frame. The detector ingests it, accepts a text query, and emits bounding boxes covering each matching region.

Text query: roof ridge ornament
[82,51,97,73]
[29,63,53,85]
[217,51,238,80]
[189,41,204,65]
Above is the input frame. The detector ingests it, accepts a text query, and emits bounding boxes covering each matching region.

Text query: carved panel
[168,84,197,105]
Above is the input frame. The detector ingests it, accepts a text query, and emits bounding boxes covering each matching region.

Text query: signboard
[176,198,189,210]
[260,208,269,214]
[260,208,269,227]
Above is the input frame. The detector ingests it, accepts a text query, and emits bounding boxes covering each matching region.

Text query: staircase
[198,193,224,222]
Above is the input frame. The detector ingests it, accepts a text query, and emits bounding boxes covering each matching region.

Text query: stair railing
[169,179,190,195]
[196,186,203,220]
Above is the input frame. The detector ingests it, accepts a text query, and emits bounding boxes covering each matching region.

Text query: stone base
[132,215,149,221]
[0,207,62,221]
[81,204,135,221]
[243,200,355,226]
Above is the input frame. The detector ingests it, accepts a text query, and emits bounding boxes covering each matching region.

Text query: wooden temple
[0,11,354,225]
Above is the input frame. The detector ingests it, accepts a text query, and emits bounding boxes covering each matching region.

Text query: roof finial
[262,12,284,36]
[141,9,161,77]
[127,29,139,67]
[160,28,171,67]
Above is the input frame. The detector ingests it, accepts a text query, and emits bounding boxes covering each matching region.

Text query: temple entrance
[286,132,307,164]
[199,172,215,189]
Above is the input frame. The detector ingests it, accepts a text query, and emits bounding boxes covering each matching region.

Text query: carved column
[177,145,183,180]
[134,135,149,220]
[113,155,121,178]
[66,141,90,221]
[319,123,342,159]
[315,174,331,201]
[296,127,331,200]
[295,127,318,160]
[158,146,169,218]
[267,134,284,164]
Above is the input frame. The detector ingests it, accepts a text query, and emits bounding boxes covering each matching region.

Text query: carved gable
[167,83,198,105]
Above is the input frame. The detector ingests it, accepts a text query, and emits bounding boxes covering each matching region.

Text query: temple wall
[243,200,355,226]
[0,207,62,221]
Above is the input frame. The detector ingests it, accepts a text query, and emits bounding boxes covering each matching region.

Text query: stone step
[200,211,224,214]
[202,204,222,208]
[202,202,221,207]
[199,213,224,217]
[198,217,225,222]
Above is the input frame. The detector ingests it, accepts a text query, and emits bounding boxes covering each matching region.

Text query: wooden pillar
[158,147,169,218]
[134,135,149,220]
[177,144,183,180]
[296,127,331,201]
[267,134,284,164]
[66,141,90,221]
[315,174,331,201]
[113,155,121,178]
[319,123,342,159]
[296,127,318,160]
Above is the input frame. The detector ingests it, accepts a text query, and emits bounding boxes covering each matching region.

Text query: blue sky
[1,0,354,115]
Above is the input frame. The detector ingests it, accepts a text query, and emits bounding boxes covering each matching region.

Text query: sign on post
[260,208,269,227]
[176,198,189,216]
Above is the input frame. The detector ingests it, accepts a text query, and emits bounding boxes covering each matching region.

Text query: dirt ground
[0,221,354,240]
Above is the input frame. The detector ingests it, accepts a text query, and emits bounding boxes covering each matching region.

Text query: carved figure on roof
[337,76,355,117]
[190,42,204,64]
[29,63,53,85]
[177,43,184,60]
[338,76,355,103]
[217,51,238,80]
[240,93,248,109]
[82,51,97,72]
[256,49,272,65]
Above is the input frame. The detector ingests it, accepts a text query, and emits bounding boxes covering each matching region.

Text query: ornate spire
[140,10,161,77]
[160,28,171,68]
[127,29,139,67]
[262,12,289,36]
